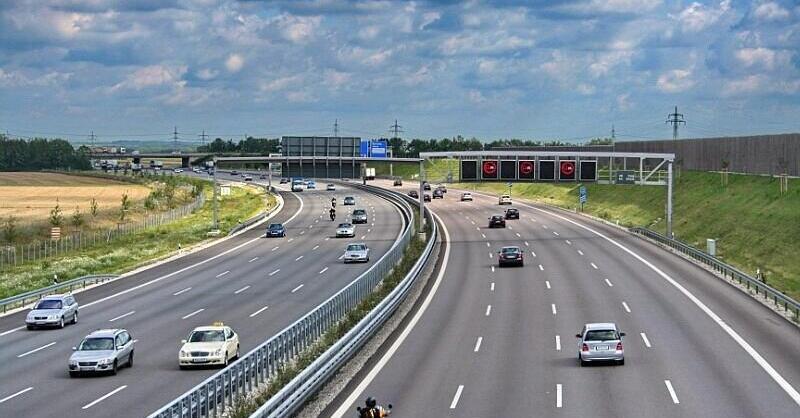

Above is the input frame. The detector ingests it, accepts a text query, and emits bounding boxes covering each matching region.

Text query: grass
[0,184,270,299]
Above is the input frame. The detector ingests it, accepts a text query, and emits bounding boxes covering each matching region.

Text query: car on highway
[327,184,336,191]
[576,323,625,366]
[498,246,524,267]
[192,167,201,173]
[336,222,356,238]
[173,168,183,173]
[499,194,512,205]
[393,178,403,186]
[259,174,267,180]
[280,177,289,184]
[231,170,239,176]
[265,223,286,237]
[422,181,431,191]
[307,180,316,189]
[352,209,368,224]
[432,189,444,199]
[461,192,473,202]
[291,180,305,192]
[69,329,134,377]
[343,243,370,263]
[408,190,419,198]
[423,193,431,202]
[179,322,240,369]
[436,184,447,193]
[26,294,79,329]
[504,208,520,219]
[243,175,253,181]
[488,215,506,228]
[343,196,356,205]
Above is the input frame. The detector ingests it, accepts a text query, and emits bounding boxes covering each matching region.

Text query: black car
[504,208,520,220]
[432,189,444,199]
[488,215,506,228]
[393,178,403,186]
[265,223,286,237]
[231,170,239,176]
[423,194,431,202]
[259,174,267,179]
[498,246,524,267]
[422,182,431,191]
[408,190,419,198]
[351,209,368,224]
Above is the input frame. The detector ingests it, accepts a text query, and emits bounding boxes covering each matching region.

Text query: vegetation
[0,135,91,171]
[197,136,280,154]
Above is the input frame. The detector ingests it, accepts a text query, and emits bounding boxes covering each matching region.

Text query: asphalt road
[329,181,800,418]
[0,177,406,417]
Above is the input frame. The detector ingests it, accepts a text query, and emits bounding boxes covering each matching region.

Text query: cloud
[259,75,301,92]
[734,47,791,71]
[277,14,320,43]
[0,68,72,88]
[110,64,186,91]
[672,0,731,32]
[196,68,218,80]
[753,2,790,22]
[225,54,244,72]
[656,69,694,93]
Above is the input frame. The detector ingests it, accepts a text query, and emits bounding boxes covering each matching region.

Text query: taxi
[179,322,240,369]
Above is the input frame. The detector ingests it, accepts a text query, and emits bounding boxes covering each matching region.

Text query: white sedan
[461,192,473,201]
[336,223,356,238]
[343,243,369,263]
[179,323,240,369]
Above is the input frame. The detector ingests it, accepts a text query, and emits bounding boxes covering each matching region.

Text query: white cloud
[723,75,763,95]
[616,93,632,111]
[576,83,596,95]
[324,70,351,89]
[225,54,244,73]
[753,2,790,22]
[111,65,187,91]
[196,68,218,80]
[734,47,792,71]
[657,69,694,93]
[0,68,72,88]
[440,32,534,56]
[278,15,321,43]
[259,75,301,92]
[589,51,634,78]
[286,90,317,103]
[673,0,731,32]
[467,90,487,104]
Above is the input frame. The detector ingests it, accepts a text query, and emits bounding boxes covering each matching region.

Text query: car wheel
[58,317,65,329]
[111,360,118,375]
[580,359,587,367]
[72,312,78,324]
[223,352,229,367]
[235,346,240,360]
[128,351,134,368]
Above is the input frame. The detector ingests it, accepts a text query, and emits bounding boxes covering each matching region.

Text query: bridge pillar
[181,156,190,168]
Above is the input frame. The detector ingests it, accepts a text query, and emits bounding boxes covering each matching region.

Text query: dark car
[408,190,419,198]
[423,193,431,202]
[343,196,356,205]
[498,246,524,267]
[432,189,444,199]
[259,174,267,179]
[488,215,506,228]
[393,178,403,186]
[504,208,520,220]
[351,209,368,224]
[279,178,289,184]
[265,223,286,237]
[422,182,431,191]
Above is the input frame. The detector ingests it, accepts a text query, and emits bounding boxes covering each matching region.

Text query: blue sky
[1,0,798,143]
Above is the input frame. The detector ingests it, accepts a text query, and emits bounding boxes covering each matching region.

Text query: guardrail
[0,274,119,314]
[630,227,800,321]
[229,184,280,235]
[148,184,421,418]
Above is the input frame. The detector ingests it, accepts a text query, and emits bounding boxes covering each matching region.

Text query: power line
[173,126,179,151]
[89,130,96,147]
[389,119,403,139]
[666,106,686,140]
[199,130,208,146]
[333,119,339,138]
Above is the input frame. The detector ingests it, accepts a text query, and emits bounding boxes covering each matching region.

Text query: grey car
[344,243,370,263]
[69,329,135,376]
[576,322,625,366]
[336,222,356,238]
[26,294,79,329]
[343,196,356,205]
[352,209,368,224]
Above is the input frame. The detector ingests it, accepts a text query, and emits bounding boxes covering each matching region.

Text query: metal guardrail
[630,227,800,321]
[0,274,119,314]
[148,184,420,418]
[228,184,281,235]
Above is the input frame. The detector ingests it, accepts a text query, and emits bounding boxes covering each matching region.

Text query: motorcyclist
[329,207,336,221]
[356,397,391,418]
[331,197,336,208]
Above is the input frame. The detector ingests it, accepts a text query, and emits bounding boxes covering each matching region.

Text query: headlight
[26,313,34,319]
[69,359,78,366]
[48,314,60,320]
[213,348,223,356]
[180,350,189,357]
[97,358,111,365]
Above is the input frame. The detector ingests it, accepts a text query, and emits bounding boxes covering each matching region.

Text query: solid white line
[591,262,598,269]
[485,305,492,316]
[248,257,259,263]
[553,231,559,236]
[0,387,33,404]
[604,278,614,287]
[577,250,584,256]
[622,301,631,313]
[545,280,551,289]
[172,287,191,296]
[555,335,561,351]
[295,255,304,261]
[450,385,464,409]
[291,284,304,293]
[565,240,572,245]
[17,341,56,358]
[551,303,557,315]
[250,305,269,317]
[490,282,495,291]
[269,269,280,276]
[664,380,680,404]
[312,245,319,250]
[556,384,563,408]
[539,264,544,271]
[524,241,529,246]
[641,332,652,348]
[319,267,329,274]
[181,308,204,319]
[109,310,135,322]
[82,385,127,410]
[216,270,230,278]
[234,285,250,294]
[0,326,24,336]
[474,337,483,352]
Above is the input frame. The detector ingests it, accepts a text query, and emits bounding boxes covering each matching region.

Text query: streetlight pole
[666,160,673,238]
[212,158,219,231]
[418,158,425,232]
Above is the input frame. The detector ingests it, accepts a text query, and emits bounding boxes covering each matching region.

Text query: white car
[461,192,473,202]
[327,184,336,191]
[344,243,369,263]
[173,168,183,173]
[336,223,356,238]
[179,323,240,369]
[499,194,512,205]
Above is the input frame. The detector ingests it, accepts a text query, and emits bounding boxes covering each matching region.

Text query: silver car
[69,329,135,376]
[351,209,368,224]
[336,222,355,238]
[26,294,79,329]
[344,243,370,263]
[576,322,625,366]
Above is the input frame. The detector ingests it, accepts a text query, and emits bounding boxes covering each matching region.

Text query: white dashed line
[216,270,230,278]
[490,266,495,272]
[269,269,280,276]
[17,342,56,358]
[291,284,304,293]
[515,232,521,237]
[248,257,259,263]
[82,385,127,410]
[474,337,483,352]
[288,238,294,242]
[486,242,490,247]
[485,305,492,316]
[470,220,475,225]
[182,309,204,319]
[0,326,23,336]
[604,278,614,287]
[508,226,513,230]
[234,285,250,294]
[641,332,652,348]
[555,335,561,351]
[556,384,563,408]
[271,246,279,251]
[0,387,33,404]
[450,385,464,409]
[312,245,319,250]
[538,264,544,271]
[622,301,631,313]
[551,304,557,315]
[300,230,305,235]
[553,231,559,236]
[577,250,584,256]
[360,235,366,240]
[295,255,304,261]
[250,306,269,318]
[490,282,495,291]
[543,224,549,229]
[565,240,571,245]
[481,233,486,239]
[325,237,330,241]
[524,241,529,246]
[489,253,493,259]
[319,267,329,274]
[545,280,551,289]
[664,380,680,404]
[591,262,598,269]
[531,251,537,257]
[109,310,135,322]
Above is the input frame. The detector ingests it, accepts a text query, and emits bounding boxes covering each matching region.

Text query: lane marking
[565,240,572,245]
[470,220,475,225]
[622,301,631,313]
[234,285,250,294]
[312,245,319,250]
[181,308,204,319]
[288,238,295,242]
[0,386,33,404]
[538,264,544,271]
[664,380,680,404]
[360,235,366,240]
[543,224,549,229]
[325,237,330,241]
[319,267,329,274]
[545,280,551,289]
[450,385,464,409]
[577,250,584,256]
[295,255,304,261]
[508,226,514,230]
[485,305,492,316]
[82,385,127,410]
[291,284,304,293]
[481,233,486,239]
[489,253,493,259]
[490,266,495,272]
[551,303,557,315]
[641,332,652,348]
[490,282,495,291]
[269,269,280,276]
[556,384,563,408]
[591,262,598,269]
[299,231,305,235]
[1,326,24,336]
[515,232,521,237]
[17,341,56,358]
[553,231,559,236]
[109,310,135,322]
[216,270,230,278]
[474,337,483,352]
[486,242,490,247]
[339,254,345,260]
[555,335,561,351]
[604,278,614,287]
[524,241,529,246]
[248,257,259,263]
[271,246,279,251]
[173,287,192,296]
[531,251,537,257]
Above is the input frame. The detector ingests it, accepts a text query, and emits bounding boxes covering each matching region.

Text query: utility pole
[388,119,403,179]
[199,130,208,146]
[666,106,685,140]
[334,119,339,138]
[173,126,179,152]
[89,131,96,148]
[611,125,615,141]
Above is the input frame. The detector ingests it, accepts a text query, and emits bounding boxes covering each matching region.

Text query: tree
[89,197,99,218]
[71,206,84,228]
[2,215,18,243]
[119,192,131,221]
[49,199,64,227]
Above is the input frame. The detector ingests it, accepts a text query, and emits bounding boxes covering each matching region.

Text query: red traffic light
[560,161,575,176]
[482,160,498,176]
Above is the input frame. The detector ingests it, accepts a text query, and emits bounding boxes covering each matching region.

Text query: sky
[1,0,799,143]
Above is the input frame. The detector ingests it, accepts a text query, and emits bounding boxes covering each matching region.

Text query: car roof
[500,246,521,250]
[585,323,618,330]
[41,294,68,300]
[191,325,227,332]
[86,329,124,338]
[269,223,283,227]
[338,223,352,227]
[491,214,504,218]
[507,208,518,211]
[348,242,367,247]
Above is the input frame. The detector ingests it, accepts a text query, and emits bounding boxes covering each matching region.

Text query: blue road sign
[579,186,587,204]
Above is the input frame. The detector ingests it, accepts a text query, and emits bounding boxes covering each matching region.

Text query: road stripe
[299,231,305,235]
[664,380,680,404]
[319,267,329,274]
[539,264,544,271]
[565,240,572,245]
[553,231,559,236]
[291,284,304,293]
[545,280,551,289]
[591,262,598,269]
[490,266,495,272]
[271,246,279,251]
[486,242,490,247]
[515,232,521,237]
[0,387,33,404]
[109,310,135,322]
[641,332,652,348]
[17,342,56,358]
[0,326,24,337]
[325,237,330,241]
[489,253,493,259]
[269,269,280,276]
[173,287,191,296]
[449,385,464,409]
[360,235,366,240]
[508,225,513,230]
[577,250,584,256]
[490,282,495,291]
[524,241,529,246]
[181,308,204,319]
[481,233,486,239]
[555,335,561,351]
[295,255,304,261]
[474,337,483,352]
[249,305,270,317]
[216,270,230,278]
[248,257,259,263]
[531,251,537,257]
[604,279,614,287]
[234,285,250,294]
[312,245,319,250]
[622,301,631,313]
[485,305,492,316]
[288,238,294,242]
[556,384,563,408]
[542,224,548,229]
[82,385,127,410]
[551,304,557,315]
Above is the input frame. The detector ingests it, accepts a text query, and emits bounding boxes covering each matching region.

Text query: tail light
[582,343,589,352]
[616,342,623,351]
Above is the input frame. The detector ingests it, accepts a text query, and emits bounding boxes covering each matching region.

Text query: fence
[630,227,800,321]
[0,193,205,270]
[0,274,119,314]
[147,185,427,418]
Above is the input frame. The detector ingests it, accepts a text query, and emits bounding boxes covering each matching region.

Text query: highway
[0,176,406,417]
[329,181,800,418]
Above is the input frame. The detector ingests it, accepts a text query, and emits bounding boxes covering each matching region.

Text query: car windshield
[501,247,520,254]
[353,210,366,215]
[347,244,365,251]
[268,224,282,230]
[188,330,225,342]
[507,209,518,213]
[338,223,351,228]
[79,337,115,351]
[492,216,503,220]
[585,330,618,341]
[502,195,510,198]
[35,299,62,310]
[345,197,354,201]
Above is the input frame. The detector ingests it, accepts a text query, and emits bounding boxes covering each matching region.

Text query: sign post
[507,182,512,197]
[579,185,587,212]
